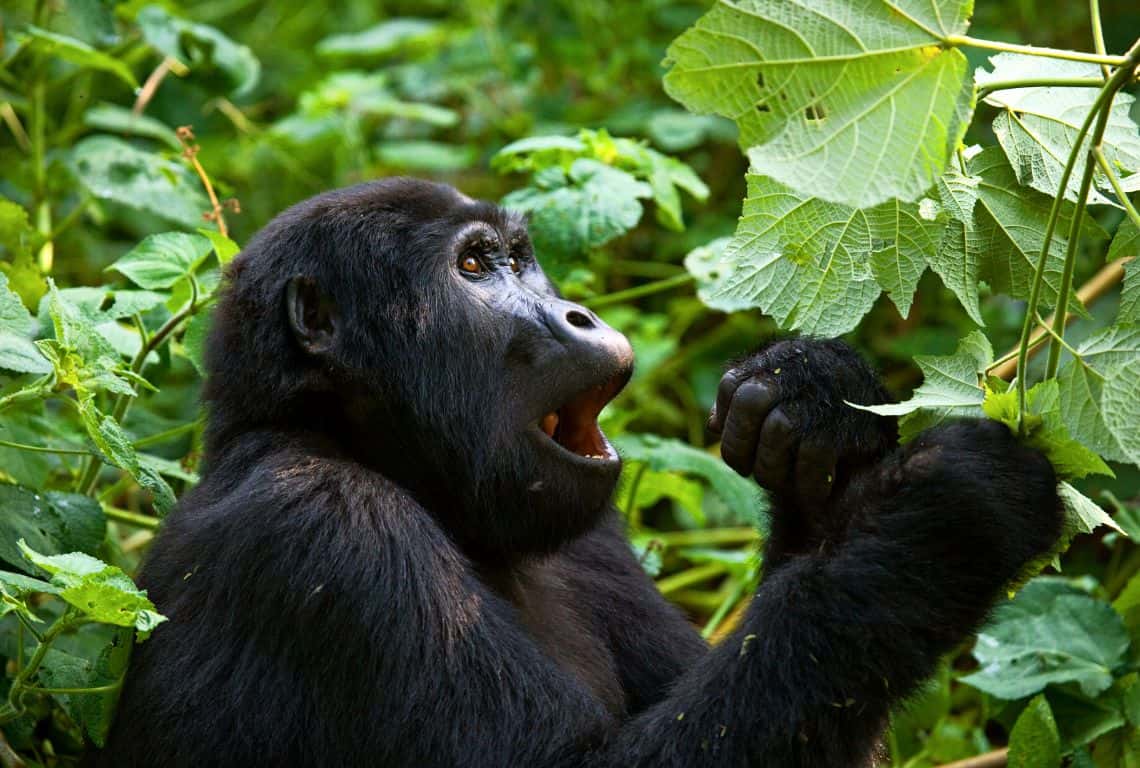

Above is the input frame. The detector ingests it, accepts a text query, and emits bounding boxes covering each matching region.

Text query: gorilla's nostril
[565,310,594,329]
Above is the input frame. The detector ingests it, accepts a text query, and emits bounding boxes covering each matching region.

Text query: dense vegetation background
[0,1,1138,766]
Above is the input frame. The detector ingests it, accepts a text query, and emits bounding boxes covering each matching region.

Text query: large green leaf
[931,149,1095,319]
[978,54,1140,205]
[34,627,131,746]
[962,578,1130,700]
[70,136,211,229]
[136,5,260,96]
[691,174,942,333]
[1115,224,1140,324]
[1057,325,1140,466]
[663,0,975,208]
[0,484,105,575]
[316,18,443,58]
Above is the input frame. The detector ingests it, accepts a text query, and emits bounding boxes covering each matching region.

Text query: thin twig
[176,126,237,238]
[133,57,177,116]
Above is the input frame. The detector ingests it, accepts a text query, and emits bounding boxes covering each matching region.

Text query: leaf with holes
[663,0,975,208]
[19,541,166,637]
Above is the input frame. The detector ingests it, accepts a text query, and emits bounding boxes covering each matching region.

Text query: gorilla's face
[279,181,633,558]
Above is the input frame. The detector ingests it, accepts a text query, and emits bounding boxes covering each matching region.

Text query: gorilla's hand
[708,338,897,508]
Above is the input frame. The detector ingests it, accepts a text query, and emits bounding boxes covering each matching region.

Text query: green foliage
[0,0,1138,764]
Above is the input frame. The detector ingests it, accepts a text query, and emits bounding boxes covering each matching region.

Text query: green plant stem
[976,76,1104,98]
[0,379,53,415]
[583,273,695,310]
[132,419,204,449]
[45,196,91,242]
[1011,55,1126,429]
[24,682,122,696]
[655,562,727,596]
[1045,40,1140,378]
[1,611,73,723]
[1089,0,1111,79]
[623,463,648,526]
[701,578,748,639]
[1094,147,1140,231]
[945,34,1127,67]
[28,71,51,272]
[76,279,200,495]
[0,438,90,456]
[102,504,160,530]
[651,527,759,547]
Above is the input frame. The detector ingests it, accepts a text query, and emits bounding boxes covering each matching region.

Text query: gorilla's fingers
[794,438,836,508]
[753,407,796,491]
[709,369,748,434]
[718,379,776,476]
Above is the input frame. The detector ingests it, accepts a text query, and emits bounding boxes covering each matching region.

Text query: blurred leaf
[663,0,974,207]
[962,578,1129,700]
[375,140,478,172]
[1007,695,1061,768]
[503,159,651,265]
[108,232,213,290]
[136,5,260,96]
[16,26,137,88]
[316,18,443,59]
[83,103,181,149]
[19,541,166,636]
[70,136,211,229]
[0,484,105,575]
[978,54,1140,205]
[614,433,765,529]
[0,197,44,307]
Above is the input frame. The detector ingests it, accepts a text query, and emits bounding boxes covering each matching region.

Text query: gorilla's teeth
[541,412,559,437]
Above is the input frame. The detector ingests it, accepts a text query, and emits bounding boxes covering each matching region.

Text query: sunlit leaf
[108,232,213,290]
[663,0,975,207]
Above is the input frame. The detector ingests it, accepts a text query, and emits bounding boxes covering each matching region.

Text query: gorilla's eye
[460,255,483,275]
[508,256,520,273]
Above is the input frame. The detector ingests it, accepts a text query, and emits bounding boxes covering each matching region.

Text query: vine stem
[1011,38,1140,428]
[976,76,1103,98]
[1089,0,1111,79]
[102,504,160,530]
[945,34,1126,67]
[1045,39,1140,378]
[583,273,695,310]
[0,438,89,456]
[654,562,727,596]
[1,611,73,723]
[1094,147,1140,230]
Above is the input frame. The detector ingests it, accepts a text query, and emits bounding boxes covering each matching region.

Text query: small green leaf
[1007,695,1061,768]
[851,330,991,417]
[19,541,166,637]
[16,26,137,88]
[0,273,50,373]
[109,232,213,290]
[663,0,975,208]
[1059,482,1122,537]
[375,141,478,173]
[1116,231,1140,324]
[962,578,1129,700]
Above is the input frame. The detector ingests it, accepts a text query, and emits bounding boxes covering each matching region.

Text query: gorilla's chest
[484,560,626,717]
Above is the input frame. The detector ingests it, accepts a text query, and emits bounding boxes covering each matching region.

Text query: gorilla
[97,178,1061,767]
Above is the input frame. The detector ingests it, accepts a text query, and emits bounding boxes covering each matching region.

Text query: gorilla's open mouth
[535,370,630,462]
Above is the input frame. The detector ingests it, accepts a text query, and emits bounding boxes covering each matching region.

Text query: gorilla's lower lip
[533,368,629,463]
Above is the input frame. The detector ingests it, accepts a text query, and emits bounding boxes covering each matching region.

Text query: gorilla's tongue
[540,380,616,460]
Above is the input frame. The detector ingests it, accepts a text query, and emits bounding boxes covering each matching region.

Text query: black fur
[96,179,1062,767]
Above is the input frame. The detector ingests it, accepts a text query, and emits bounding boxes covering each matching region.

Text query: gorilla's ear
[286,276,339,355]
